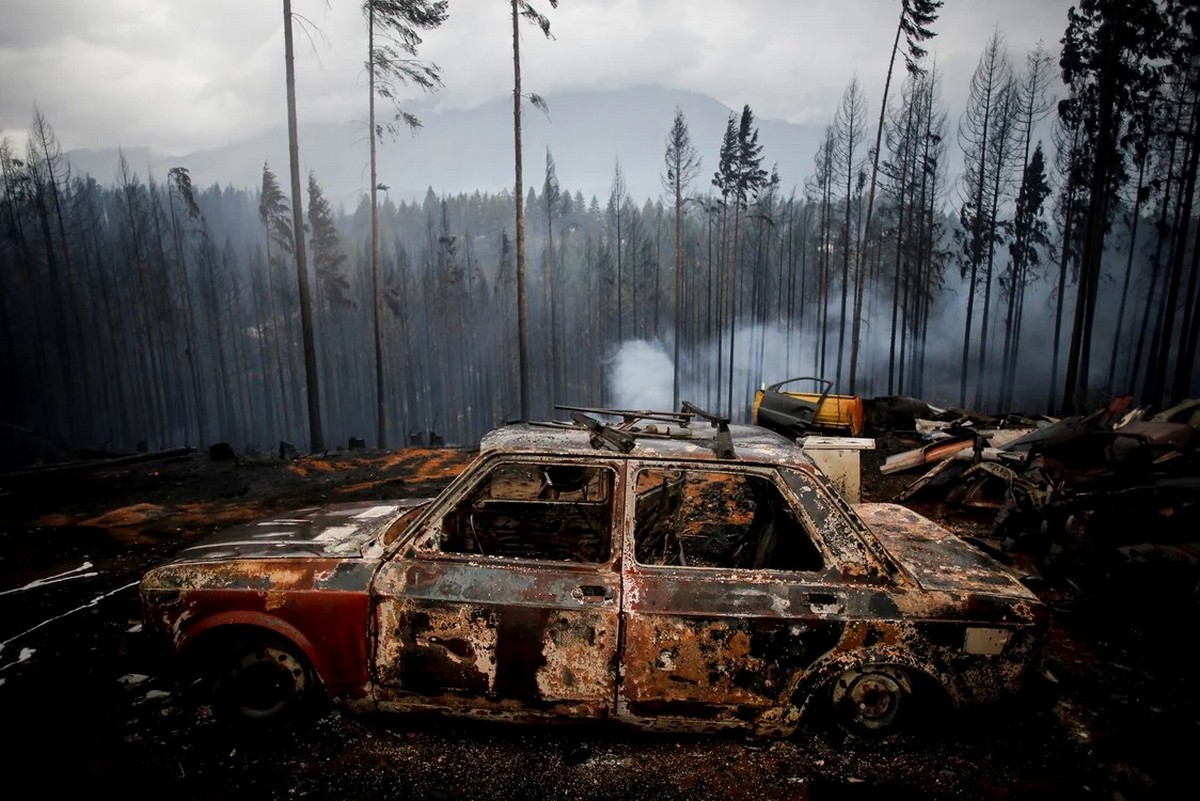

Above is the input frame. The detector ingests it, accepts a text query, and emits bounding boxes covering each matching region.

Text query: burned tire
[829,664,913,735]
[213,635,316,727]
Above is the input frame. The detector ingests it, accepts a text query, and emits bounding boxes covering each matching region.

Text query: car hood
[169,500,430,563]
[855,503,1036,600]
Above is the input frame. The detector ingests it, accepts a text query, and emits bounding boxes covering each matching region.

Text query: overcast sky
[1,0,1074,158]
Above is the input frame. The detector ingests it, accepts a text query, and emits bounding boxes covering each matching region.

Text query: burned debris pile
[878,396,1200,601]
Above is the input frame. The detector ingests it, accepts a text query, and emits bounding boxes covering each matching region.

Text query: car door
[370,456,622,719]
[616,461,848,731]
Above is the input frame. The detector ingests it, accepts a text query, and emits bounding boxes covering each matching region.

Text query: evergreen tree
[1060,0,1169,412]
[999,143,1052,409]
[956,31,1016,408]
[854,0,942,390]
[662,107,701,409]
[722,105,769,417]
[363,0,447,447]
[543,149,562,402]
[308,173,352,310]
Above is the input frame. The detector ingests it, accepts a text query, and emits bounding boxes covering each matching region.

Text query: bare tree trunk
[851,17,905,392]
[1049,212,1073,415]
[165,186,207,445]
[1169,91,1200,400]
[973,98,1017,411]
[283,0,323,451]
[887,166,911,395]
[368,8,388,448]
[1106,152,1147,390]
[1173,214,1200,400]
[672,181,682,409]
[726,206,740,419]
[511,0,530,420]
[546,186,558,405]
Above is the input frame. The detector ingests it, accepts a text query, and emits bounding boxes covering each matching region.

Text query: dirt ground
[0,440,1192,800]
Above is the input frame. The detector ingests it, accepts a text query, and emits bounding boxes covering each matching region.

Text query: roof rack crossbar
[679,401,728,427]
[555,404,695,430]
[570,411,636,453]
[680,401,735,459]
[537,402,737,460]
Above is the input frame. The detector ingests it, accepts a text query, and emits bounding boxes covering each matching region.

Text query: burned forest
[0,4,1197,455]
[1,1,1199,800]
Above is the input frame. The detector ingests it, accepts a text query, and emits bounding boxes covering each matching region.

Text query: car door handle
[805,593,844,614]
[571,585,614,602]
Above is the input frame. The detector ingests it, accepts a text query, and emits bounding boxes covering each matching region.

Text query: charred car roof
[480,420,818,467]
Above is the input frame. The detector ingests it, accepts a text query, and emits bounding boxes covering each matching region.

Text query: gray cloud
[2,0,1073,159]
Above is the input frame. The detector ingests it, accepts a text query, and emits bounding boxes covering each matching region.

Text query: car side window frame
[625,460,838,579]
[403,454,622,569]
[778,466,891,582]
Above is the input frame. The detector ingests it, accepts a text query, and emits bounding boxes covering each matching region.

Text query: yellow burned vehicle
[140,405,1046,735]
[753,377,866,438]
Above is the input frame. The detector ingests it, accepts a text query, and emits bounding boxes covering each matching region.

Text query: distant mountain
[66,86,825,211]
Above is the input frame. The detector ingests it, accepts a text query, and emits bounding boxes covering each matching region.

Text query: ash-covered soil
[0,444,1191,800]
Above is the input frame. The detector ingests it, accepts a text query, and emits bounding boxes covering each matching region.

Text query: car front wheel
[213,636,315,726]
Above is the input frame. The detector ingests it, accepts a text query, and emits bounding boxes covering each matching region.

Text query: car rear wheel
[829,664,912,735]
[213,636,315,726]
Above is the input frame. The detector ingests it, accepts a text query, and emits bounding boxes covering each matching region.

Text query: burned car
[140,408,1046,735]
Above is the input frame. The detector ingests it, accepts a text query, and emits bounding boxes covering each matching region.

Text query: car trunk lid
[855,502,1036,600]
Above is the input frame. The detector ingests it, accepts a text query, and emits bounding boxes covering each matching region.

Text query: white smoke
[598,243,1174,421]
[605,339,675,410]
[604,326,826,421]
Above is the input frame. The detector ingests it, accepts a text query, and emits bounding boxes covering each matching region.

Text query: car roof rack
[538,403,736,459]
[680,402,735,458]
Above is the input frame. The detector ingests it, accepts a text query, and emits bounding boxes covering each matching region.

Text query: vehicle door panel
[370,458,621,718]
[617,463,846,729]
[373,558,618,713]
[618,569,845,727]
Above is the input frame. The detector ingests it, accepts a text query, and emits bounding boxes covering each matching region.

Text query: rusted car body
[140,414,1046,734]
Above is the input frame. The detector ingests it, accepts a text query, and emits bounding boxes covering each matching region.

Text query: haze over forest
[1,0,1198,456]
[64,87,826,213]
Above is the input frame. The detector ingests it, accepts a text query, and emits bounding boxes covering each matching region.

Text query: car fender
[180,610,327,686]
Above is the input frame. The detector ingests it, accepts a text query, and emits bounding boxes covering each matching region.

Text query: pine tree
[853,0,942,390]
[308,173,352,311]
[832,79,867,393]
[711,105,770,417]
[662,108,701,410]
[955,31,1015,408]
[543,149,562,402]
[999,143,1051,409]
[363,0,447,447]
[1060,0,1169,412]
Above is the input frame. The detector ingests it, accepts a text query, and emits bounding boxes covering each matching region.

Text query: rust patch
[536,611,614,700]
[381,603,500,696]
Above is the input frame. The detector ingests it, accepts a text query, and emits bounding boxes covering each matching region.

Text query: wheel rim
[847,672,902,727]
[831,665,909,732]
[230,645,307,719]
